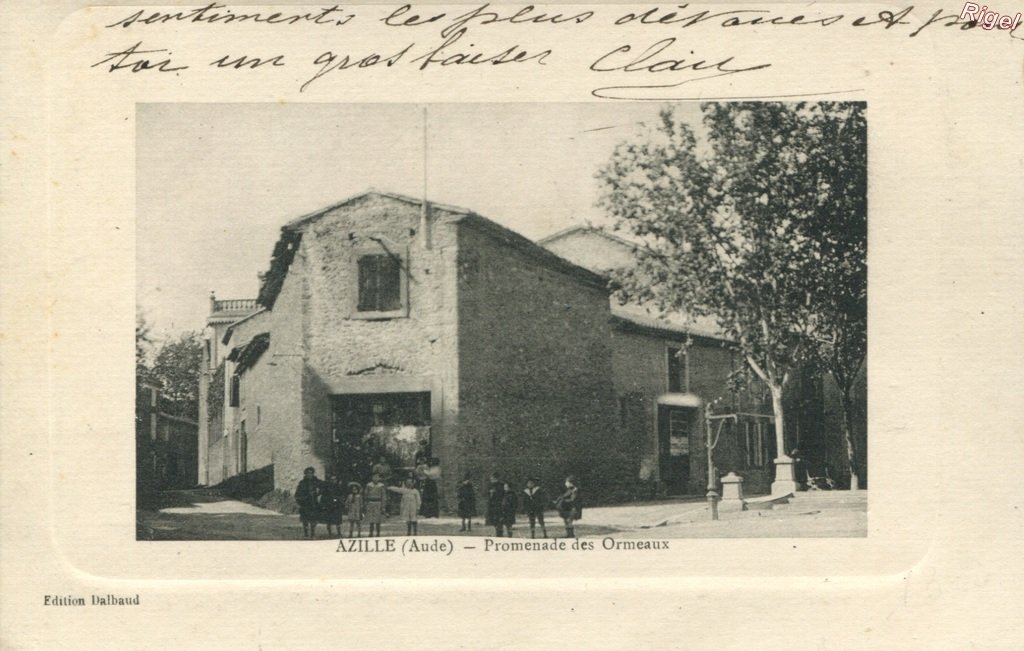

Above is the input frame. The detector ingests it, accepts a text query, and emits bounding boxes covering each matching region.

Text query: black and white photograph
[7,1,1024,647]
[135,102,867,542]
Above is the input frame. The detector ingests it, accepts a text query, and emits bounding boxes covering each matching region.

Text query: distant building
[543,226,867,491]
[136,382,198,490]
[539,226,776,495]
[197,191,859,508]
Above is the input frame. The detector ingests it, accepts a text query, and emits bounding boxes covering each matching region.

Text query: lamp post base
[771,456,798,496]
[706,490,719,521]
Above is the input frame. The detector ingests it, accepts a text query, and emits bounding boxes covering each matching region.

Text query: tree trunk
[769,383,786,460]
[838,387,860,490]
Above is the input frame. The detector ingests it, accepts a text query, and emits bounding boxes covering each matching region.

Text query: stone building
[136,382,199,491]
[543,227,867,493]
[199,191,628,508]
[198,191,858,509]
[539,227,777,495]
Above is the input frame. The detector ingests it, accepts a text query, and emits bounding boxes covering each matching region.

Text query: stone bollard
[719,472,746,511]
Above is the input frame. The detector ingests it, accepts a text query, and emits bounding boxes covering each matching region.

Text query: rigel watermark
[960,3,1022,30]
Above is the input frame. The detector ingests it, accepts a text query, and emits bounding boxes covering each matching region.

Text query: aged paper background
[2,0,1022,647]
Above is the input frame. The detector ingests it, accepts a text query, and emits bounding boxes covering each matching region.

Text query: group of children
[295,467,583,539]
[294,467,394,539]
[465,474,583,539]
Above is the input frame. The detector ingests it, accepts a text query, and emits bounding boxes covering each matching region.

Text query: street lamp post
[705,401,737,521]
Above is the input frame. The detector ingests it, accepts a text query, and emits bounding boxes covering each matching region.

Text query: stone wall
[294,194,462,495]
[456,222,630,504]
[263,252,315,492]
[609,324,776,495]
[608,329,672,490]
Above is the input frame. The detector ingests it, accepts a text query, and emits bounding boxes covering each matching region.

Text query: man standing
[295,466,321,539]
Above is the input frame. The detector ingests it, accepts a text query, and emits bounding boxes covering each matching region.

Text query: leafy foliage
[207,361,225,422]
[136,311,153,384]
[149,331,204,420]
[598,102,867,468]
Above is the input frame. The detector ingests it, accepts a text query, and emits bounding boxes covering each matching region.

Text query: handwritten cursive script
[92,42,188,73]
[89,4,1022,97]
[589,38,770,99]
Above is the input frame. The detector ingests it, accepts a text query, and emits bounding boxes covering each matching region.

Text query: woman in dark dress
[420,457,441,518]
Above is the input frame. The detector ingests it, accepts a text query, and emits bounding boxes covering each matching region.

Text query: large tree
[149,331,204,420]
[794,104,867,489]
[598,102,866,492]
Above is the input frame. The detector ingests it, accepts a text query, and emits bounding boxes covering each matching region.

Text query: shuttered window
[357,255,402,312]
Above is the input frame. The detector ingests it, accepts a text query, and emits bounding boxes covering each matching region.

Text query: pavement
[159,501,284,516]
[140,490,867,540]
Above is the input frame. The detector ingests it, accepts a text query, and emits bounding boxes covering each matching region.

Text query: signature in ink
[588,38,770,99]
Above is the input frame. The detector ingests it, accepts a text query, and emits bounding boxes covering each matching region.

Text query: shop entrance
[330,392,431,485]
[658,406,693,495]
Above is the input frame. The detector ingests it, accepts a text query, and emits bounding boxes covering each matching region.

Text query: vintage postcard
[2,1,1021,647]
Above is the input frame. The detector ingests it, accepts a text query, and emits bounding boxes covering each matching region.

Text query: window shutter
[357,255,376,312]
[380,256,401,311]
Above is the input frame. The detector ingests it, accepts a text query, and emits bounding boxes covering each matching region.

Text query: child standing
[555,475,582,538]
[522,478,548,539]
[363,473,386,538]
[387,477,422,536]
[345,482,364,538]
[456,475,476,532]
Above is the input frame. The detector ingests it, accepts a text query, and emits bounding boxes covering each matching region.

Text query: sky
[136,102,704,340]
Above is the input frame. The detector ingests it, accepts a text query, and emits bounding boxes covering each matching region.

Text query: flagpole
[420,105,431,250]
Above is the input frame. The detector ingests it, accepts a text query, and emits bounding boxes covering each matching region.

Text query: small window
[229,374,240,407]
[667,347,688,393]
[256,405,261,425]
[357,254,402,312]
